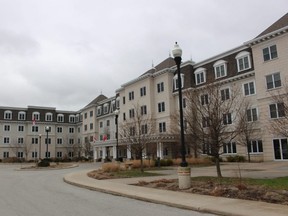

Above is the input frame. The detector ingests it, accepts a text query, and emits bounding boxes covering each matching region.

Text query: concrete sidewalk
[64,162,288,216]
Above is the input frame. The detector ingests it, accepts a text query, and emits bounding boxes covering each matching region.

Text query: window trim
[236,51,251,72]
[266,72,281,90]
[213,60,227,79]
[194,67,206,85]
[243,81,256,96]
[173,74,184,90]
[263,44,278,62]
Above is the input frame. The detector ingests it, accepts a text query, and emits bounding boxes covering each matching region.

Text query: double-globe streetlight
[114,108,120,161]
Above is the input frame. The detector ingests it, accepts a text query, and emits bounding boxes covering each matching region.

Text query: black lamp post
[114,109,120,161]
[172,42,188,167]
[39,134,42,160]
[45,126,49,159]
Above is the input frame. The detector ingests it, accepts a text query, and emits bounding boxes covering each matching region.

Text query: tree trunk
[215,157,222,178]
[246,142,251,162]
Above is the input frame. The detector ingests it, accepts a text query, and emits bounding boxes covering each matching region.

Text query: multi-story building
[0,13,287,162]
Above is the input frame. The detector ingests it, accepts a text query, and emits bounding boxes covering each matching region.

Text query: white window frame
[220,88,230,101]
[223,113,232,125]
[173,74,184,90]
[248,140,263,154]
[4,110,12,120]
[243,81,256,96]
[236,51,251,72]
[157,82,164,93]
[263,44,278,61]
[269,103,285,119]
[45,113,53,122]
[159,122,166,133]
[214,60,227,79]
[194,67,206,85]
[223,142,237,154]
[57,114,64,122]
[247,107,258,122]
[104,104,109,114]
[266,72,281,90]
[18,111,26,120]
[158,102,165,113]
[69,115,75,123]
[97,107,102,115]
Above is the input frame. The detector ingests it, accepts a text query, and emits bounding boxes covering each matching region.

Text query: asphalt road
[0,163,214,216]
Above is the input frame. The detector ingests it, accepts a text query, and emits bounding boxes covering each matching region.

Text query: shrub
[131,159,154,169]
[158,159,173,166]
[37,159,50,167]
[102,162,120,172]
[173,157,213,166]
[226,155,245,162]
[2,157,24,163]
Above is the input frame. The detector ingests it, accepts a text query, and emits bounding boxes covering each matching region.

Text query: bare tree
[9,138,32,161]
[186,82,245,177]
[269,85,288,137]
[119,103,155,172]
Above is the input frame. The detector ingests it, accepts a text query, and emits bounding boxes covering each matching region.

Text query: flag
[32,117,36,126]
[93,136,97,142]
[103,134,107,141]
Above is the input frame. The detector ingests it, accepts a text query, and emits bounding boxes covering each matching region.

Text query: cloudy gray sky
[0,0,287,111]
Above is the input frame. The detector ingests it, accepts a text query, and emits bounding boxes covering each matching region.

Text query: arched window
[45,113,53,122]
[32,112,40,121]
[173,73,184,90]
[235,51,251,72]
[194,67,206,85]
[4,110,12,120]
[57,114,64,122]
[18,111,26,120]
[213,60,227,79]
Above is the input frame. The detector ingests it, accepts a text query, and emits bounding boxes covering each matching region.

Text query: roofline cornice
[244,25,288,46]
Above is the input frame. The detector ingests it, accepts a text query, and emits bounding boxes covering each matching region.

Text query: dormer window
[97,107,102,116]
[57,114,64,122]
[194,67,206,85]
[18,111,26,120]
[69,115,75,123]
[46,113,53,122]
[116,97,120,108]
[4,110,12,120]
[104,104,109,114]
[32,112,40,121]
[236,51,251,72]
[173,74,184,90]
[214,60,227,79]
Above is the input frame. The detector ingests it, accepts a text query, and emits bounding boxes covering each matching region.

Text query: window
[129,109,135,118]
[57,127,63,133]
[221,88,230,101]
[75,114,79,122]
[4,125,10,131]
[243,81,255,96]
[266,73,281,90]
[32,126,38,132]
[123,113,126,121]
[69,139,74,145]
[69,127,74,133]
[3,152,9,158]
[194,68,206,85]
[57,114,64,122]
[273,138,288,160]
[223,113,232,125]
[141,124,148,134]
[18,125,24,132]
[18,137,24,144]
[18,111,26,120]
[84,113,87,119]
[68,151,74,158]
[202,117,210,128]
[248,140,263,154]
[104,104,109,114]
[129,91,134,100]
[84,124,87,131]
[32,112,40,121]
[140,87,146,97]
[32,151,38,158]
[32,137,38,144]
[90,110,93,117]
[97,107,102,115]
[270,103,285,119]
[18,152,24,158]
[4,111,12,120]
[45,152,51,158]
[236,51,251,72]
[214,60,227,79]
[223,142,237,154]
[4,137,10,144]
[116,97,120,108]
[173,74,184,90]
[123,96,126,105]
[157,82,164,93]
[57,138,63,145]
[106,120,110,126]
[45,113,53,121]
[90,123,93,130]
[201,94,209,105]
[129,127,136,136]
[57,152,62,158]
[99,122,103,128]
[263,45,278,61]
[158,102,165,113]
[69,115,75,123]
[141,105,147,115]
[159,122,166,133]
[247,108,258,122]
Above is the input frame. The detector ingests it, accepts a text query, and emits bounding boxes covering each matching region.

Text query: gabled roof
[140,57,175,77]
[85,94,107,108]
[256,12,288,38]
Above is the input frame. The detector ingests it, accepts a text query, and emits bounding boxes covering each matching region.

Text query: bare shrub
[102,162,120,172]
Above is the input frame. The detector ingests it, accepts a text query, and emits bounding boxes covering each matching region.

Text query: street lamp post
[172,42,191,189]
[39,134,42,160]
[114,109,120,161]
[45,126,49,159]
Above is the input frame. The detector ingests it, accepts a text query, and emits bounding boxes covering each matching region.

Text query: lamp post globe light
[45,126,49,159]
[172,42,191,189]
[114,108,120,161]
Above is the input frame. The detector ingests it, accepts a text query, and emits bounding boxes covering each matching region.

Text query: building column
[127,145,132,160]
[93,146,98,162]
[102,146,106,160]
[112,146,117,159]
[157,142,163,159]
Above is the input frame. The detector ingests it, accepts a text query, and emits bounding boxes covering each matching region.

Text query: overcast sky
[0,0,287,111]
